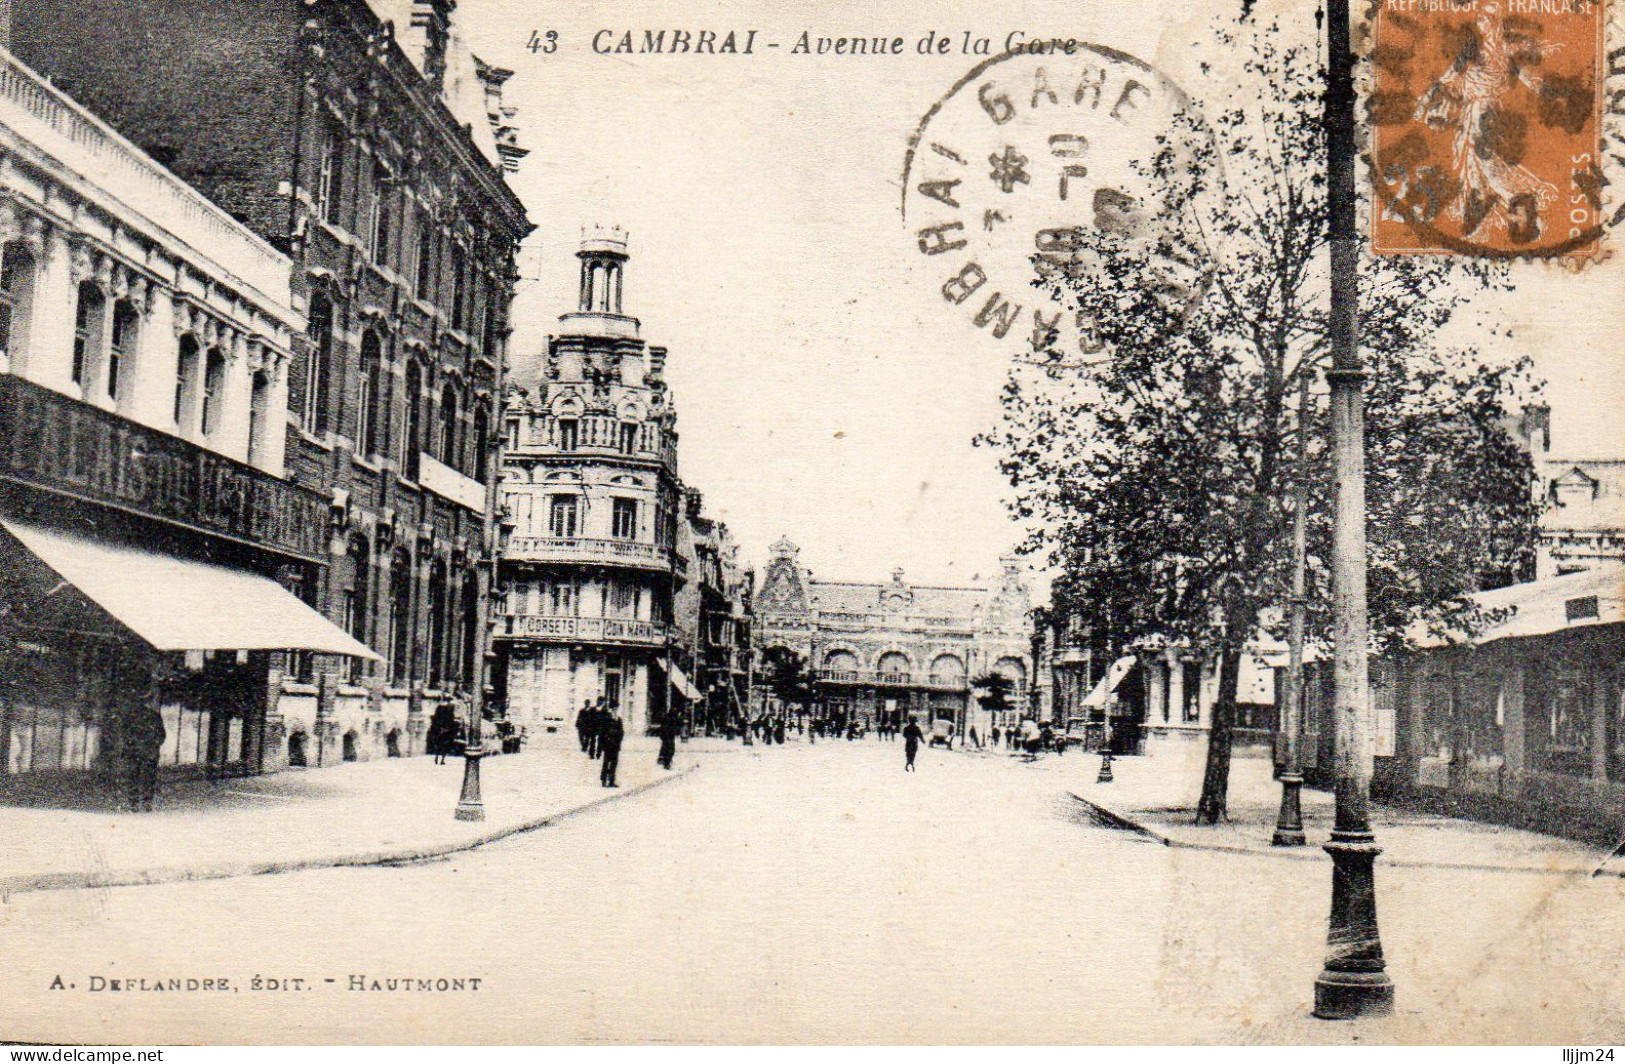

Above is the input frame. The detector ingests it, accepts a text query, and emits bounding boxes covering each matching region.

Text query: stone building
[12,0,532,768]
[0,45,375,787]
[674,490,753,734]
[753,539,1034,736]
[495,229,686,740]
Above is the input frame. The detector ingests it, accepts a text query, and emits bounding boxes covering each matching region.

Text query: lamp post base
[454,751,485,822]
[1314,969,1395,1019]
[1272,773,1306,846]
[1096,752,1114,784]
[1313,833,1393,1019]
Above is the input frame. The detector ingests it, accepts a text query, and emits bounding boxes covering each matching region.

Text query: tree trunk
[1195,643,1245,825]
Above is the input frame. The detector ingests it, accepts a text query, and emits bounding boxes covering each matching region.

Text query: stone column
[265,357,292,477]
[219,330,254,462]
[26,227,79,394]
[1502,666,1525,777]
[1167,652,1185,726]
[1591,670,1610,782]
[129,283,178,430]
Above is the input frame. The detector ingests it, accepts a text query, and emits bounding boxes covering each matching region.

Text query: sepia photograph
[0,0,1621,1048]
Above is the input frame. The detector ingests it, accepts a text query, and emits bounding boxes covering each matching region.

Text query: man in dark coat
[575,700,593,753]
[902,718,923,772]
[599,710,625,787]
[125,666,169,812]
[586,699,605,759]
[427,702,459,764]
[657,711,679,770]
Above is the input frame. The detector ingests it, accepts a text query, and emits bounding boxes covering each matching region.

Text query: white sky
[456,0,1625,586]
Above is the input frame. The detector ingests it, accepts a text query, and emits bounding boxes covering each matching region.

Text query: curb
[1068,790,1613,879]
[0,763,699,898]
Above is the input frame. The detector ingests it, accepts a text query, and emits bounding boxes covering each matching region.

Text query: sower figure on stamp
[125,659,170,812]
[599,710,625,787]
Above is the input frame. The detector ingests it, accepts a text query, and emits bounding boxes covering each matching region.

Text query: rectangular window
[319,122,345,227]
[450,243,468,331]
[612,498,638,540]
[72,283,104,387]
[1182,662,1203,723]
[108,301,136,401]
[201,350,225,437]
[415,219,435,302]
[556,418,578,451]
[619,422,639,454]
[548,581,578,616]
[356,372,372,458]
[371,158,393,266]
[548,495,579,538]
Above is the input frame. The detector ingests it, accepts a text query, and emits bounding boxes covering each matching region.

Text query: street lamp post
[1273,371,1311,847]
[1314,0,1393,1018]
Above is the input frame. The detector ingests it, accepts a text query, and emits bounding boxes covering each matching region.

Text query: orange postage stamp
[1370,0,1605,258]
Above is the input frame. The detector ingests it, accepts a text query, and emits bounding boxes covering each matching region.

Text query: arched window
[0,242,37,369]
[929,654,967,687]
[877,652,911,680]
[403,359,423,480]
[200,347,226,437]
[439,382,460,469]
[389,550,413,683]
[370,157,393,267]
[248,370,272,467]
[823,650,859,679]
[471,403,490,483]
[415,218,435,302]
[108,300,139,402]
[460,573,480,688]
[174,334,200,430]
[72,281,105,389]
[427,559,448,689]
[357,329,384,458]
[344,536,371,681]
[302,294,333,434]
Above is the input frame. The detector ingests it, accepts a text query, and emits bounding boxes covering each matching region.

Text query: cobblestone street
[3,742,1622,1044]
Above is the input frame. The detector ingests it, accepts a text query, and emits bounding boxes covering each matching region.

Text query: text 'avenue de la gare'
[585,29,1095,56]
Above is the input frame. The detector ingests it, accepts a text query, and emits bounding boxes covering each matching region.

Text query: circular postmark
[902,43,1203,359]
[1367,0,1613,260]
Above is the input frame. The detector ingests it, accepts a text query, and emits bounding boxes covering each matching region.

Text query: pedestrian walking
[657,710,679,770]
[600,710,625,787]
[991,725,1001,749]
[902,718,923,772]
[575,700,592,753]
[427,702,460,765]
[587,699,606,759]
[124,666,168,812]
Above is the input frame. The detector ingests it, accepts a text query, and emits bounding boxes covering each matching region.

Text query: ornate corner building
[753,538,1036,734]
[10,0,532,771]
[495,230,689,740]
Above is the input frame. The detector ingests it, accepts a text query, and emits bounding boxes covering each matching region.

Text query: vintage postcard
[0,0,1622,1049]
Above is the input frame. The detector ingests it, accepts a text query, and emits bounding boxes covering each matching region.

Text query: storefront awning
[667,662,702,701]
[1081,655,1137,708]
[1,518,380,658]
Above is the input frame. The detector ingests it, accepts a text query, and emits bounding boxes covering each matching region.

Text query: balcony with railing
[505,535,682,574]
[0,373,330,562]
[523,415,677,466]
[494,614,671,648]
[814,667,1030,697]
[0,48,292,308]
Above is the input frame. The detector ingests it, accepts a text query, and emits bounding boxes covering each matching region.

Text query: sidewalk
[0,739,709,896]
[1068,749,1614,877]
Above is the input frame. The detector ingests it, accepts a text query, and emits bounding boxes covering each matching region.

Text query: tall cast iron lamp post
[1314,0,1394,1018]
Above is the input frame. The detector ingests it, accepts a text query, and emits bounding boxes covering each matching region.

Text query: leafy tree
[986,14,1541,823]
[971,671,1015,714]
[759,645,815,716]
